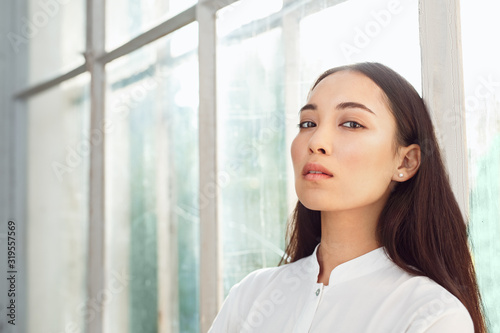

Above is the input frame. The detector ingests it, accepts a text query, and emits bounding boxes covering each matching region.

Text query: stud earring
[399,173,404,178]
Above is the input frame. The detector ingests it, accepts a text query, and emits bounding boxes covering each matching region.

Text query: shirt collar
[304,243,393,286]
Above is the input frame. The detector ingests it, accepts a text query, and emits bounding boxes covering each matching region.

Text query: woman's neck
[316,209,381,286]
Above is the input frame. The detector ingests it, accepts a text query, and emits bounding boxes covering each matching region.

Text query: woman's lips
[302,162,333,180]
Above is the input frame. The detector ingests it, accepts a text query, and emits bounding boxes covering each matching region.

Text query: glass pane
[461,1,500,330]
[216,0,421,296]
[298,0,421,100]
[217,0,288,296]
[26,73,89,332]
[16,0,86,86]
[105,22,199,333]
[106,0,198,50]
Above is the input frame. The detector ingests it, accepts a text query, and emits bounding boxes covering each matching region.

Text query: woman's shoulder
[391,268,464,305]
[384,267,473,331]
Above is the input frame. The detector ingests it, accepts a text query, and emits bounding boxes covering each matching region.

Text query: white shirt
[208,245,473,332]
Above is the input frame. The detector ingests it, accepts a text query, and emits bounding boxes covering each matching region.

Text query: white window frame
[419,0,468,219]
[0,0,467,332]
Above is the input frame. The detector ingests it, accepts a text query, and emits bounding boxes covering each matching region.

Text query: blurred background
[0,0,498,332]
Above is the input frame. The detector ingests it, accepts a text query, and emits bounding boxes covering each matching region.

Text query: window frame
[419,0,468,219]
[0,0,468,332]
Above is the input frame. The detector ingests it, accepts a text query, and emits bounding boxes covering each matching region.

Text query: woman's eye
[341,121,364,129]
[298,121,316,129]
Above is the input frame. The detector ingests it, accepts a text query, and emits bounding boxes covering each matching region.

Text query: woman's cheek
[336,141,366,170]
[346,135,387,164]
[290,136,304,175]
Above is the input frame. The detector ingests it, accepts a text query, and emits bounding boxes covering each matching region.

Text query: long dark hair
[280,62,486,332]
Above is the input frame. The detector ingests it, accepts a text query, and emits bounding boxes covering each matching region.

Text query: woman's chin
[299,198,334,212]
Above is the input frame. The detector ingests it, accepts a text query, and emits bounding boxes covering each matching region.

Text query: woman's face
[291,70,401,212]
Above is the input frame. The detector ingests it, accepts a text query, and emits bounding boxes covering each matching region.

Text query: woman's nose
[308,128,332,155]
[309,145,327,154]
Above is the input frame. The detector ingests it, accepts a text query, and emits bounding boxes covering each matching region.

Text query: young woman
[208,63,486,332]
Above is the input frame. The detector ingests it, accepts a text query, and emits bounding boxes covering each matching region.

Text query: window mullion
[283,0,301,213]
[86,0,106,332]
[419,0,468,219]
[198,0,222,331]
[97,6,196,65]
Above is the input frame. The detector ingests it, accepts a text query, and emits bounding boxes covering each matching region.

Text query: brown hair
[280,62,486,332]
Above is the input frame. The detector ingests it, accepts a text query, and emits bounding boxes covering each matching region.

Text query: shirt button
[315,288,320,296]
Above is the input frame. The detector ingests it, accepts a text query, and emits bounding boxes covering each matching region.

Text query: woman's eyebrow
[299,102,376,115]
[299,103,317,113]
[337,102,376,115]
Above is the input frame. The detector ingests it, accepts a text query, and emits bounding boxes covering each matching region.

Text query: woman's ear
[393,144,421,181]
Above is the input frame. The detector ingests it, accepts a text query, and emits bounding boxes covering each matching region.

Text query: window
[106,0,197,50]
[105,23,199,333]
[26,74,90,333]
[461,0,500,330]
[23,0,86,86]
[1,0,498,332]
